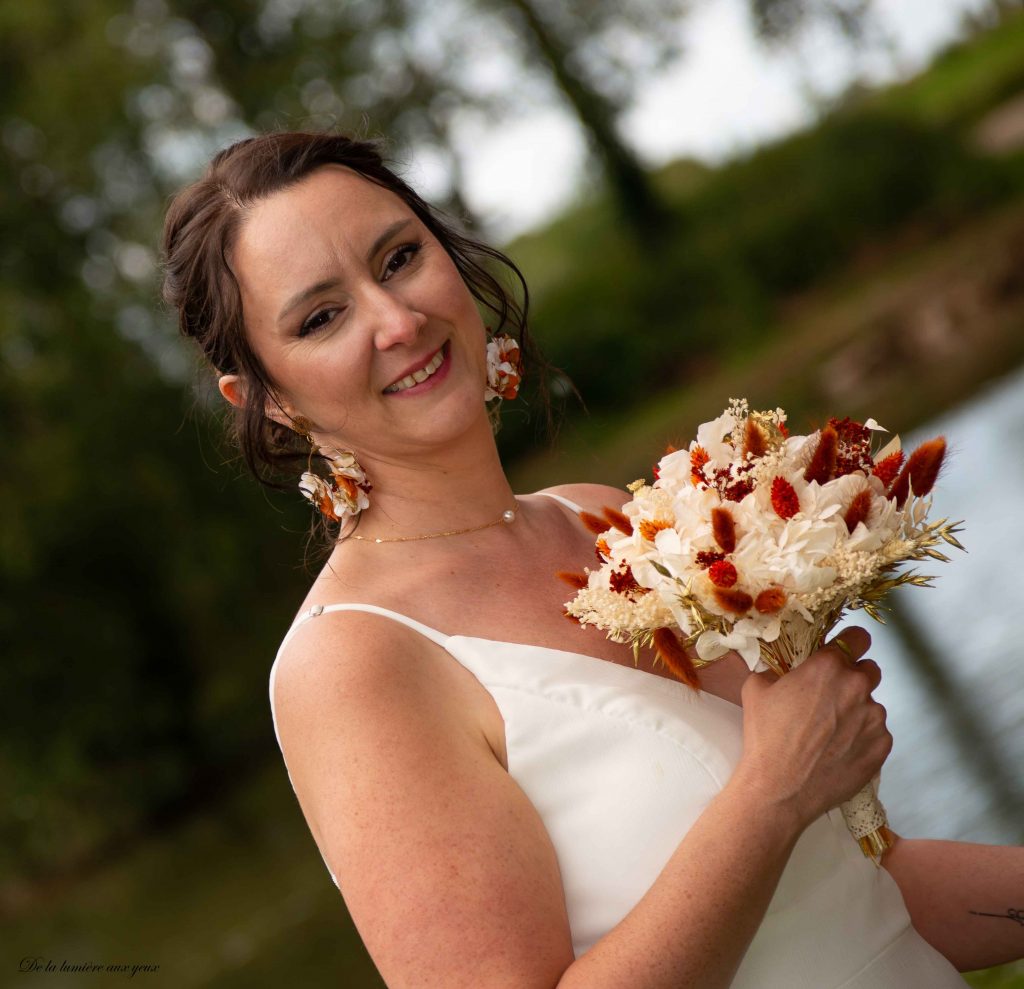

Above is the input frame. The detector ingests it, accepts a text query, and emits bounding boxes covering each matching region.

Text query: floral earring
[484,331,522,402]
[292,416,372,524]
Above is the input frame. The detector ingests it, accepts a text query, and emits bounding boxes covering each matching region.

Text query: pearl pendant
[502,509,516,523]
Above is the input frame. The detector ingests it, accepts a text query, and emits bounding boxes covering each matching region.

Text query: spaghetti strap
[269,603,451,753]
[275,602,450,661]
[533,490,583,514]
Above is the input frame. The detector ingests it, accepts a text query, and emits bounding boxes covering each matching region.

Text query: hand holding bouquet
[563,400,964,858]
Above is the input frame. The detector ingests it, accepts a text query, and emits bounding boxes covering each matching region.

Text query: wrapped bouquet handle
[841,775,894,861]
[563,399,964,862]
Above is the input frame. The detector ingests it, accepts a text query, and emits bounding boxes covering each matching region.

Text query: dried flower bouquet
[563,400,964,859]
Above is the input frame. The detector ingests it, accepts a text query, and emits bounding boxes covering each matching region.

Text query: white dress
[269,494,967,988]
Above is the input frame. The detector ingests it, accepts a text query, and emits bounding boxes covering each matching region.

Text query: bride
[162,131,1022,987]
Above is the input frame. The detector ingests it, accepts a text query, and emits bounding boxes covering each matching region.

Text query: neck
[346,416,516,542]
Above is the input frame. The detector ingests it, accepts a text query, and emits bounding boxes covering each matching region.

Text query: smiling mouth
[382,343,448,394]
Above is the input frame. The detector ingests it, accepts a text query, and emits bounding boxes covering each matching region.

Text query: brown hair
[161,131,534,491]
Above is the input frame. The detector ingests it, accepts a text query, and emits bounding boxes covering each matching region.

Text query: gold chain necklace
[349,505,518,544]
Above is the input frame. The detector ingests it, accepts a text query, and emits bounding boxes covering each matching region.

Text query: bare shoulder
[269,610,575,985]
[272,607,439,717]
[535,482,631,513]
[271,609,479,784]
[271,609,481,809]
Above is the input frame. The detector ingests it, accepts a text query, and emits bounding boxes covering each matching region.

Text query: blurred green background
[3,0,1024,985]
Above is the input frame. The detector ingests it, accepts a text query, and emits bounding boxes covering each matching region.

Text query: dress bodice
[268,495,966,987]
[269,610,965,987]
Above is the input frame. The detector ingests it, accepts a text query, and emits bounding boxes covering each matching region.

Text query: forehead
[231,165,413,285]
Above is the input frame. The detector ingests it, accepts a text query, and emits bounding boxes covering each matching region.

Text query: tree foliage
[0,0,312,881]
[5,0,1019,887]
[749,0,873,46]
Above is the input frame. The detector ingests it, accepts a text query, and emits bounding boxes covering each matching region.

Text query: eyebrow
[276,217,414,325]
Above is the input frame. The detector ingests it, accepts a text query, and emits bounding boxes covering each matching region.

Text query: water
[872,366,1024,844]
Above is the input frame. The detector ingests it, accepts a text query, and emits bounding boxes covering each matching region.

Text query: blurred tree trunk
[501,0,672,242]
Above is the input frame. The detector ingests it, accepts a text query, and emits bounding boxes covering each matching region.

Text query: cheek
[265,337,365,419]
[431,254,483,325]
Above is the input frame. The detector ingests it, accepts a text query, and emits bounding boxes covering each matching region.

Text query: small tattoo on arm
[969,907,1024,926]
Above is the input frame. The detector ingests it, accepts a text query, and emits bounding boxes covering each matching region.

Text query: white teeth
[385,347,445,394]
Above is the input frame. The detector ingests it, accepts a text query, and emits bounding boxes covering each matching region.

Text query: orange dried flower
[595,537,611,560]
[743,418,767,459]
[690,446,710,486]
[908,437,946,498]
[318,494,339,522]
[770,476,800,520]
[708,560,738,588]
[888,466,909,506]
[872,451,904,489]
[713,586,754,615]
[889,437,945,507]
[755,587,787,614]
[579,511,609,535]
[602,506,633,535]
[652,628,700,689]
[639,519,673,542]
[711,507,737,553]
[804,425,838,485]
[556,571,589,589]
[843,488,873,533]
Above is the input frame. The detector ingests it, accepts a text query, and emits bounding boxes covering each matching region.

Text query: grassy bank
[3,763,383,989]
[510,196,1024,493]
[5,755,1020,988]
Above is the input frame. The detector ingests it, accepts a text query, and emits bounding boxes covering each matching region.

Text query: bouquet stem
[839,775,894,864]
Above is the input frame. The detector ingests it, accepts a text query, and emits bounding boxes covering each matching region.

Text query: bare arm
[882,837,1024,972]
[274,615,888,989]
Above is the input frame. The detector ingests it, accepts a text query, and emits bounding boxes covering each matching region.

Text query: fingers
[855,658,882,692]
[823,626,871,664]
[822,628,882,692]
[743,627,881,703]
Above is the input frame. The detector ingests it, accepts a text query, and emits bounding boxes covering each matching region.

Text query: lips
[382,342,448,395]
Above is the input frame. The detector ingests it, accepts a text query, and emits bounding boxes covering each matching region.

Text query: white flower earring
[484,331,522,402]
[292,417,372,524]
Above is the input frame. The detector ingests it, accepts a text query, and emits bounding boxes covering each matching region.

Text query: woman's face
[225,165,488,460]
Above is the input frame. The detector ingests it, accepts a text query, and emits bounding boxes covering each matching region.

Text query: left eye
[383,242,422,281]
[299,307,339,337]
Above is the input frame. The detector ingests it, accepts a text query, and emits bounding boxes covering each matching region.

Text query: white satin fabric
[268,496,967,987]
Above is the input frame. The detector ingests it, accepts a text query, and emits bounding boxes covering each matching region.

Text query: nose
[365,284,427,351]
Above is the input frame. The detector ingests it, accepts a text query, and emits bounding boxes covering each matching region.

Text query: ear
[218,373,295,428]
[218,374,246,409]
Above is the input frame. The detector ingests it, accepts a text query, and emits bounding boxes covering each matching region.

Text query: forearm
[557,769,804,989]
[882,836,1024,971]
